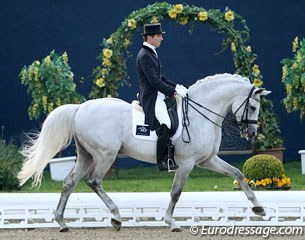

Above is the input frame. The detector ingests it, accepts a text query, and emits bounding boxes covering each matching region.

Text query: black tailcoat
[136,45,177,130]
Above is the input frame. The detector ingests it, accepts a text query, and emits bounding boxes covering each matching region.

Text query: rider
[136,23,188,172]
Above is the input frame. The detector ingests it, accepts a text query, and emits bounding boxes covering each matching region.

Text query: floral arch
[89,2,282,150]
[90,2,263,98]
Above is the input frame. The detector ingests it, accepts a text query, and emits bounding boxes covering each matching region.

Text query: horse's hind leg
[85,154,122,231]
[197,155,266,216]
[55,140,93,232]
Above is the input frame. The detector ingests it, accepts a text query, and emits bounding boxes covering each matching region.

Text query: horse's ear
[254,88,271,96]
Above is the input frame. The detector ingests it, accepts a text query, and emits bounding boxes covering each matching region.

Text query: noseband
[182,86,258,143]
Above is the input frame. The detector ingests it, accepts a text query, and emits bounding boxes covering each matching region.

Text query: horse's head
[232,86,271,140]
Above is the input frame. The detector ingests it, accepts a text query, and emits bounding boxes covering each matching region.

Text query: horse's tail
[18,104,80,188]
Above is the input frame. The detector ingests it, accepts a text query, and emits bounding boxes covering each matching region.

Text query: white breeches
[155,92,171,129]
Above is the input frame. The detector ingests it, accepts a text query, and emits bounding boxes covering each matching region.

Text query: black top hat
[142,23,165,35]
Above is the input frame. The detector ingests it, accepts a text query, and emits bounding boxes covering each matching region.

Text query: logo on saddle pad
[136,125,150,136]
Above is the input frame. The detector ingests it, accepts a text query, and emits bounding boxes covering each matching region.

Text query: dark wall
[1,0,305,161]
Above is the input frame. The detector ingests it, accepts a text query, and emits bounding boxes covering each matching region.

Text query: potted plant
[255,98,285,161]
[19,50,86,180]
[281,36,305,170]
[233,154,291,190]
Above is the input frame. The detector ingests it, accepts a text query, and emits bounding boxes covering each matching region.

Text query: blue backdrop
[1,0,305,162]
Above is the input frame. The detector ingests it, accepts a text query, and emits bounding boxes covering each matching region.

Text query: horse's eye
[250,106,256,111]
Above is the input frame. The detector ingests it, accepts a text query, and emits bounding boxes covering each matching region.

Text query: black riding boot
[156,124,179,172]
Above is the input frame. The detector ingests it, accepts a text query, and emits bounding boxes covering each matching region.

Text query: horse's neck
[188,78,249,119]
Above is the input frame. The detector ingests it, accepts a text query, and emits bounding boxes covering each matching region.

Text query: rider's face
[147,34,163,48]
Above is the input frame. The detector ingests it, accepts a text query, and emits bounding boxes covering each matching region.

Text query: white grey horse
[18,73,269,232]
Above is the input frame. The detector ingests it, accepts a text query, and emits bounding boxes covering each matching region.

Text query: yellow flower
[34,60,40,66]
[127,18,137,29]
[107,94,112,98]
[256,180,261,186]
[106,37,113,44]
[233,179,240,186]
[151,16,159,23]
[246,46,252,52]
[56,98,61,106]
[123,38,130,47]
[252,64,260,76]
[249,180,256,187]
[282,65,288,81]
[62,52,68,64]
[231,42,236,52]
[69,72,74,81]
[286,84,292,95]
[179,17,188,25]
[102,59,111,67]
[44,55,51,67]
[33,67,39,81]
[21,69,27,83]
[293,97,298,109]
[101,68,108,76]
[198,11,208,22]
[225,11,235,22]
[292,62,298,69]
[42,96,48,109]
[277,181,283,188]
[96,78,105,88]
[168,8,177,19]
[261,179,266,187]
[31,103,39,118]
[174,4,184,14]
[48,103,54,113]
[253,78,263,87]
[103,48,113,59]
[292,36,298,52]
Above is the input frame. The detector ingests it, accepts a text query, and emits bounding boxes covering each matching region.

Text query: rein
[181,86,257,143]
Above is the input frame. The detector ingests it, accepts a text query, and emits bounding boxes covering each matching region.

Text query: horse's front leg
[197,155,266,216]
[165,162,194,232]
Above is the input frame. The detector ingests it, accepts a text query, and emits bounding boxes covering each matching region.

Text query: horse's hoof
[111,218,122,231]
[252,206,266,216]
[171,227,182,232]
[59,227,70,232]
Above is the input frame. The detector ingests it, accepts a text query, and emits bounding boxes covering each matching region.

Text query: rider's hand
[175,84,188,98]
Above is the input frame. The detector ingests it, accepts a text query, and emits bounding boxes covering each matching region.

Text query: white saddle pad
[131,98,183,142]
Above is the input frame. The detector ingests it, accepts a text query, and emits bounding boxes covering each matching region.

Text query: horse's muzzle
[240,127,256,141]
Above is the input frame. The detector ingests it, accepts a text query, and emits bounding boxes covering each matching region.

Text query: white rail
[0,191,304,229]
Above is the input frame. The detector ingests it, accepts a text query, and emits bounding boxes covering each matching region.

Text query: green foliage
[243,154,285,181]
[0,140,24,190]
[91,2,264,99]
[20,50,86,120]
[257,99,284,150]
[281,37,305,119]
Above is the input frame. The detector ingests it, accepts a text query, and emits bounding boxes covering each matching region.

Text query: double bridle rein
[181,86,258,143]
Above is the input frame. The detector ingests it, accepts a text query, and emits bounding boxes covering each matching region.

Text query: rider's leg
[155,93,178,171]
